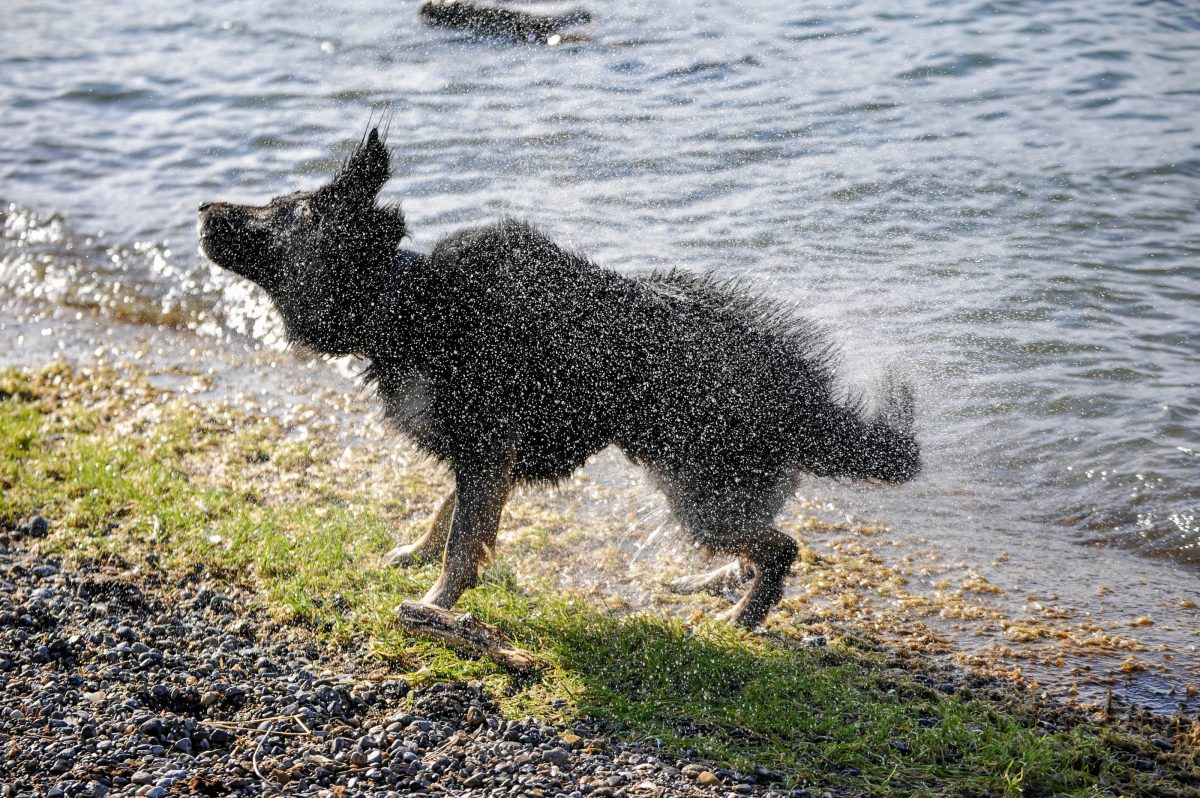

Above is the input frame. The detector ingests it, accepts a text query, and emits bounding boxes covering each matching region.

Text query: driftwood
[419,0,592,44]
[396,600,542,673]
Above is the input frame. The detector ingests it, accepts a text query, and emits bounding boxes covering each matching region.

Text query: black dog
[198,129,920,628]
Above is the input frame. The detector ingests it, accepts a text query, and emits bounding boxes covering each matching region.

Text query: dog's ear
[327,127,391,206]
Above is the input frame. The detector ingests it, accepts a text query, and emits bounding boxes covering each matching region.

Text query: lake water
[2,1,1198,705]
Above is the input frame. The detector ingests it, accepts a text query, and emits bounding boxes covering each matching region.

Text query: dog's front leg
[421,453,514,609]
[385,490,456,567]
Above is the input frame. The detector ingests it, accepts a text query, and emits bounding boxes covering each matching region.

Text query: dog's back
[370,218,916,485]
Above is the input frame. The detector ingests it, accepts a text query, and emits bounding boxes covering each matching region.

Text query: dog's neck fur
[270,244,424,362]
[393,248,425,280]
[353,247,430,361]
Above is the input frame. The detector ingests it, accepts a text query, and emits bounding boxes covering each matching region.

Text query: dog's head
[198,128,409,354]
[198,128,406,293]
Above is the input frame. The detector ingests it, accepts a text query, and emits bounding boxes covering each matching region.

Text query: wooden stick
[396,600,542,673]
[251,720,274,788]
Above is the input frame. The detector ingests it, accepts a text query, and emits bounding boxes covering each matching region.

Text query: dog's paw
[714,604,763,629]
[713,605,737,624]
[384,543,435,568]
[667,561,749,598]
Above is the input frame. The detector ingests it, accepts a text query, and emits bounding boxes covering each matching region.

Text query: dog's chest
[379,369,439,439]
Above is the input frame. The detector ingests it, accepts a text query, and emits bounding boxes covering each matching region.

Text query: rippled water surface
[2,3,1198,606]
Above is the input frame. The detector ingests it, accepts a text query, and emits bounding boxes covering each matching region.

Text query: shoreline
[1,543,807,798]
[1,293,1196,717]
[1,341,1198,793]
[5,539,1191,798]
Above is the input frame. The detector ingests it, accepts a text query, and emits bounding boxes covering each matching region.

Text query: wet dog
[197,128,920,628]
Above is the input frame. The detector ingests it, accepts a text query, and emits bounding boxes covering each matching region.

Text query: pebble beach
[1,525,820,798]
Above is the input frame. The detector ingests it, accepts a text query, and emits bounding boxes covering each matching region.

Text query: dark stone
[138,718,164,737]
[752,763,781,782]
[543,747,570,767]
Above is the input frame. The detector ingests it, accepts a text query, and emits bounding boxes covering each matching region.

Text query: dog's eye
[282,203,316,227]
[290,202,322,226]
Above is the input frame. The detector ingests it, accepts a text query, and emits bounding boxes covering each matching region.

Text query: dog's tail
[805,373,921,484]
[843,374,921,483]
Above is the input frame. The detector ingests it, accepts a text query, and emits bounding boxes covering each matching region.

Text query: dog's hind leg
[421,456,514,609]
[669,559,754,598]
[385,490,457,567]
[715,527,799,629]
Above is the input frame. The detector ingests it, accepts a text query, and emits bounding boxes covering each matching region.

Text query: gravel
[0,529,837,798]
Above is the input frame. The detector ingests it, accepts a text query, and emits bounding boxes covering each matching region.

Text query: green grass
[1,363,1196,797]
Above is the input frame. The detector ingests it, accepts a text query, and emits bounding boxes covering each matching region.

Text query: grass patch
[2,362,1196,797]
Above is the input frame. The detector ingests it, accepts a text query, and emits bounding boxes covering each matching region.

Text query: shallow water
[2,1,1198,705]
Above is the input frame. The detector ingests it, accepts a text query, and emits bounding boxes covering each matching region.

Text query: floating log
[396,600,542,673]
[419,0,592,44]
